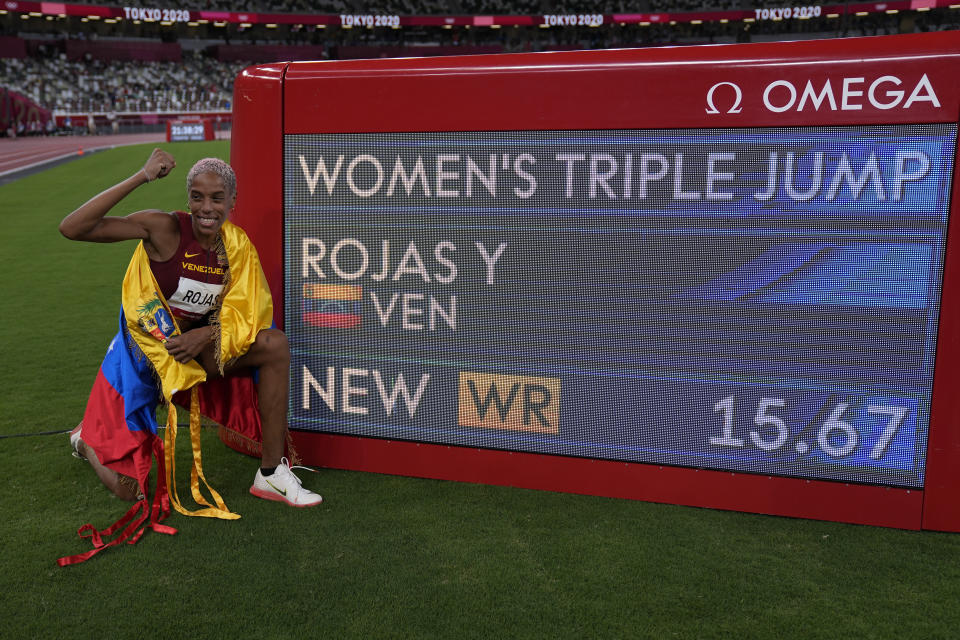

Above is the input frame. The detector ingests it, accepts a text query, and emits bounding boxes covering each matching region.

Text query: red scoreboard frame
[229,31,960,532]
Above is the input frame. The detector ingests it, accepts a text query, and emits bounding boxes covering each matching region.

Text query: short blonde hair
[186,157,237,197]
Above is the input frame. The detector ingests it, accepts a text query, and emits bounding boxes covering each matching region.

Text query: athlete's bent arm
[59,148,177,249]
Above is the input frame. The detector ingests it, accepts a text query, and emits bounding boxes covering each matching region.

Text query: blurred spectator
[1,0,953,124]
[0,52,245,114]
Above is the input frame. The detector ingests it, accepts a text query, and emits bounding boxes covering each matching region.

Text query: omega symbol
[706,82,743,114]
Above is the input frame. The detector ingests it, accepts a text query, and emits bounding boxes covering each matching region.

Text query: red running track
[0,131,229,177]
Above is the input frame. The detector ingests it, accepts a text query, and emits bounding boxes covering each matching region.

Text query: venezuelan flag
[81,313,161,482]
[60,221,272,566]
[302,283,362,328]
[57,312,175,567]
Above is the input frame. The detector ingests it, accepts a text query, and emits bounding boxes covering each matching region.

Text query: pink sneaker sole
[249,486,322,508]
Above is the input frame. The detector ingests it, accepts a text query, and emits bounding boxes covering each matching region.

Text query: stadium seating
[0,52,240,114]
[1,0,959,135]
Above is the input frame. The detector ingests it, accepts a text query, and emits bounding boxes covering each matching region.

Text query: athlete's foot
[71,425,141,502]
[250,457,323,507]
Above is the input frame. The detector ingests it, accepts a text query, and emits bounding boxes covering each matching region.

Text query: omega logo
[705,82,743,114]
[706,74,940,115]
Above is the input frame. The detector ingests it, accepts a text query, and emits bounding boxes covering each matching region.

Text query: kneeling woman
[60,148,322,512]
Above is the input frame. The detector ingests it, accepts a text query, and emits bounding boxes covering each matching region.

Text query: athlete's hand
[165,327,213,363]
[143,148,175,182]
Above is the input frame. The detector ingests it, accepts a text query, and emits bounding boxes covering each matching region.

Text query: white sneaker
[70,424,85,460]
[250,457,323,507]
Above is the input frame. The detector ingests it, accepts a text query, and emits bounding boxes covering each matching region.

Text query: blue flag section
[81,312,161,475]
[283,124,956,489]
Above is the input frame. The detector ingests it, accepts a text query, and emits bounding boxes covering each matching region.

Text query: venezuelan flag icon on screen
[302,283,362,329]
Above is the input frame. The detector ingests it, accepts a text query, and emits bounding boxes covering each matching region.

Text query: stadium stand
[2,0,959,136]
[0,53,239,114]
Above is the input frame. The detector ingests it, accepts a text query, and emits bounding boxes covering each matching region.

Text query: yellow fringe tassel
[164,388,241,520]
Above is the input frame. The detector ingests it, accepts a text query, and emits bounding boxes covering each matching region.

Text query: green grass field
[2,141,960,639]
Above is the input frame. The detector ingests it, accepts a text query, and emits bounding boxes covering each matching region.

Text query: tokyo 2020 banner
[282,124,956,490]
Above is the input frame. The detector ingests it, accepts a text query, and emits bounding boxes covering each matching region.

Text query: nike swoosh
[184,251,201,258]
[265,478,287,496]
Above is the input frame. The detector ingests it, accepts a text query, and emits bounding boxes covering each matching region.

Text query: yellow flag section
[120,219,273,520]
[215,221,274,371]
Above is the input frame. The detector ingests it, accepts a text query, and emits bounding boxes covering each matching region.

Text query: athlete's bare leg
[197,328,289,469]
[75,438,141,502]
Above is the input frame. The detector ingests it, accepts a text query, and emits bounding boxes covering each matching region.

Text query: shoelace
[278,457,318,486]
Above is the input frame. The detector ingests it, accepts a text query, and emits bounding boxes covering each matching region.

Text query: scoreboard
[283,124,952,490]
[166,119,215,142]
[229,32,960,531]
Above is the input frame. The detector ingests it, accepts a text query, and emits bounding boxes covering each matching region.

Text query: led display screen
[169,122,206,141]
[283,124,956,489]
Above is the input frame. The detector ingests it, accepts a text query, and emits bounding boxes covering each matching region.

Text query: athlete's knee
[256,328,289,363]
